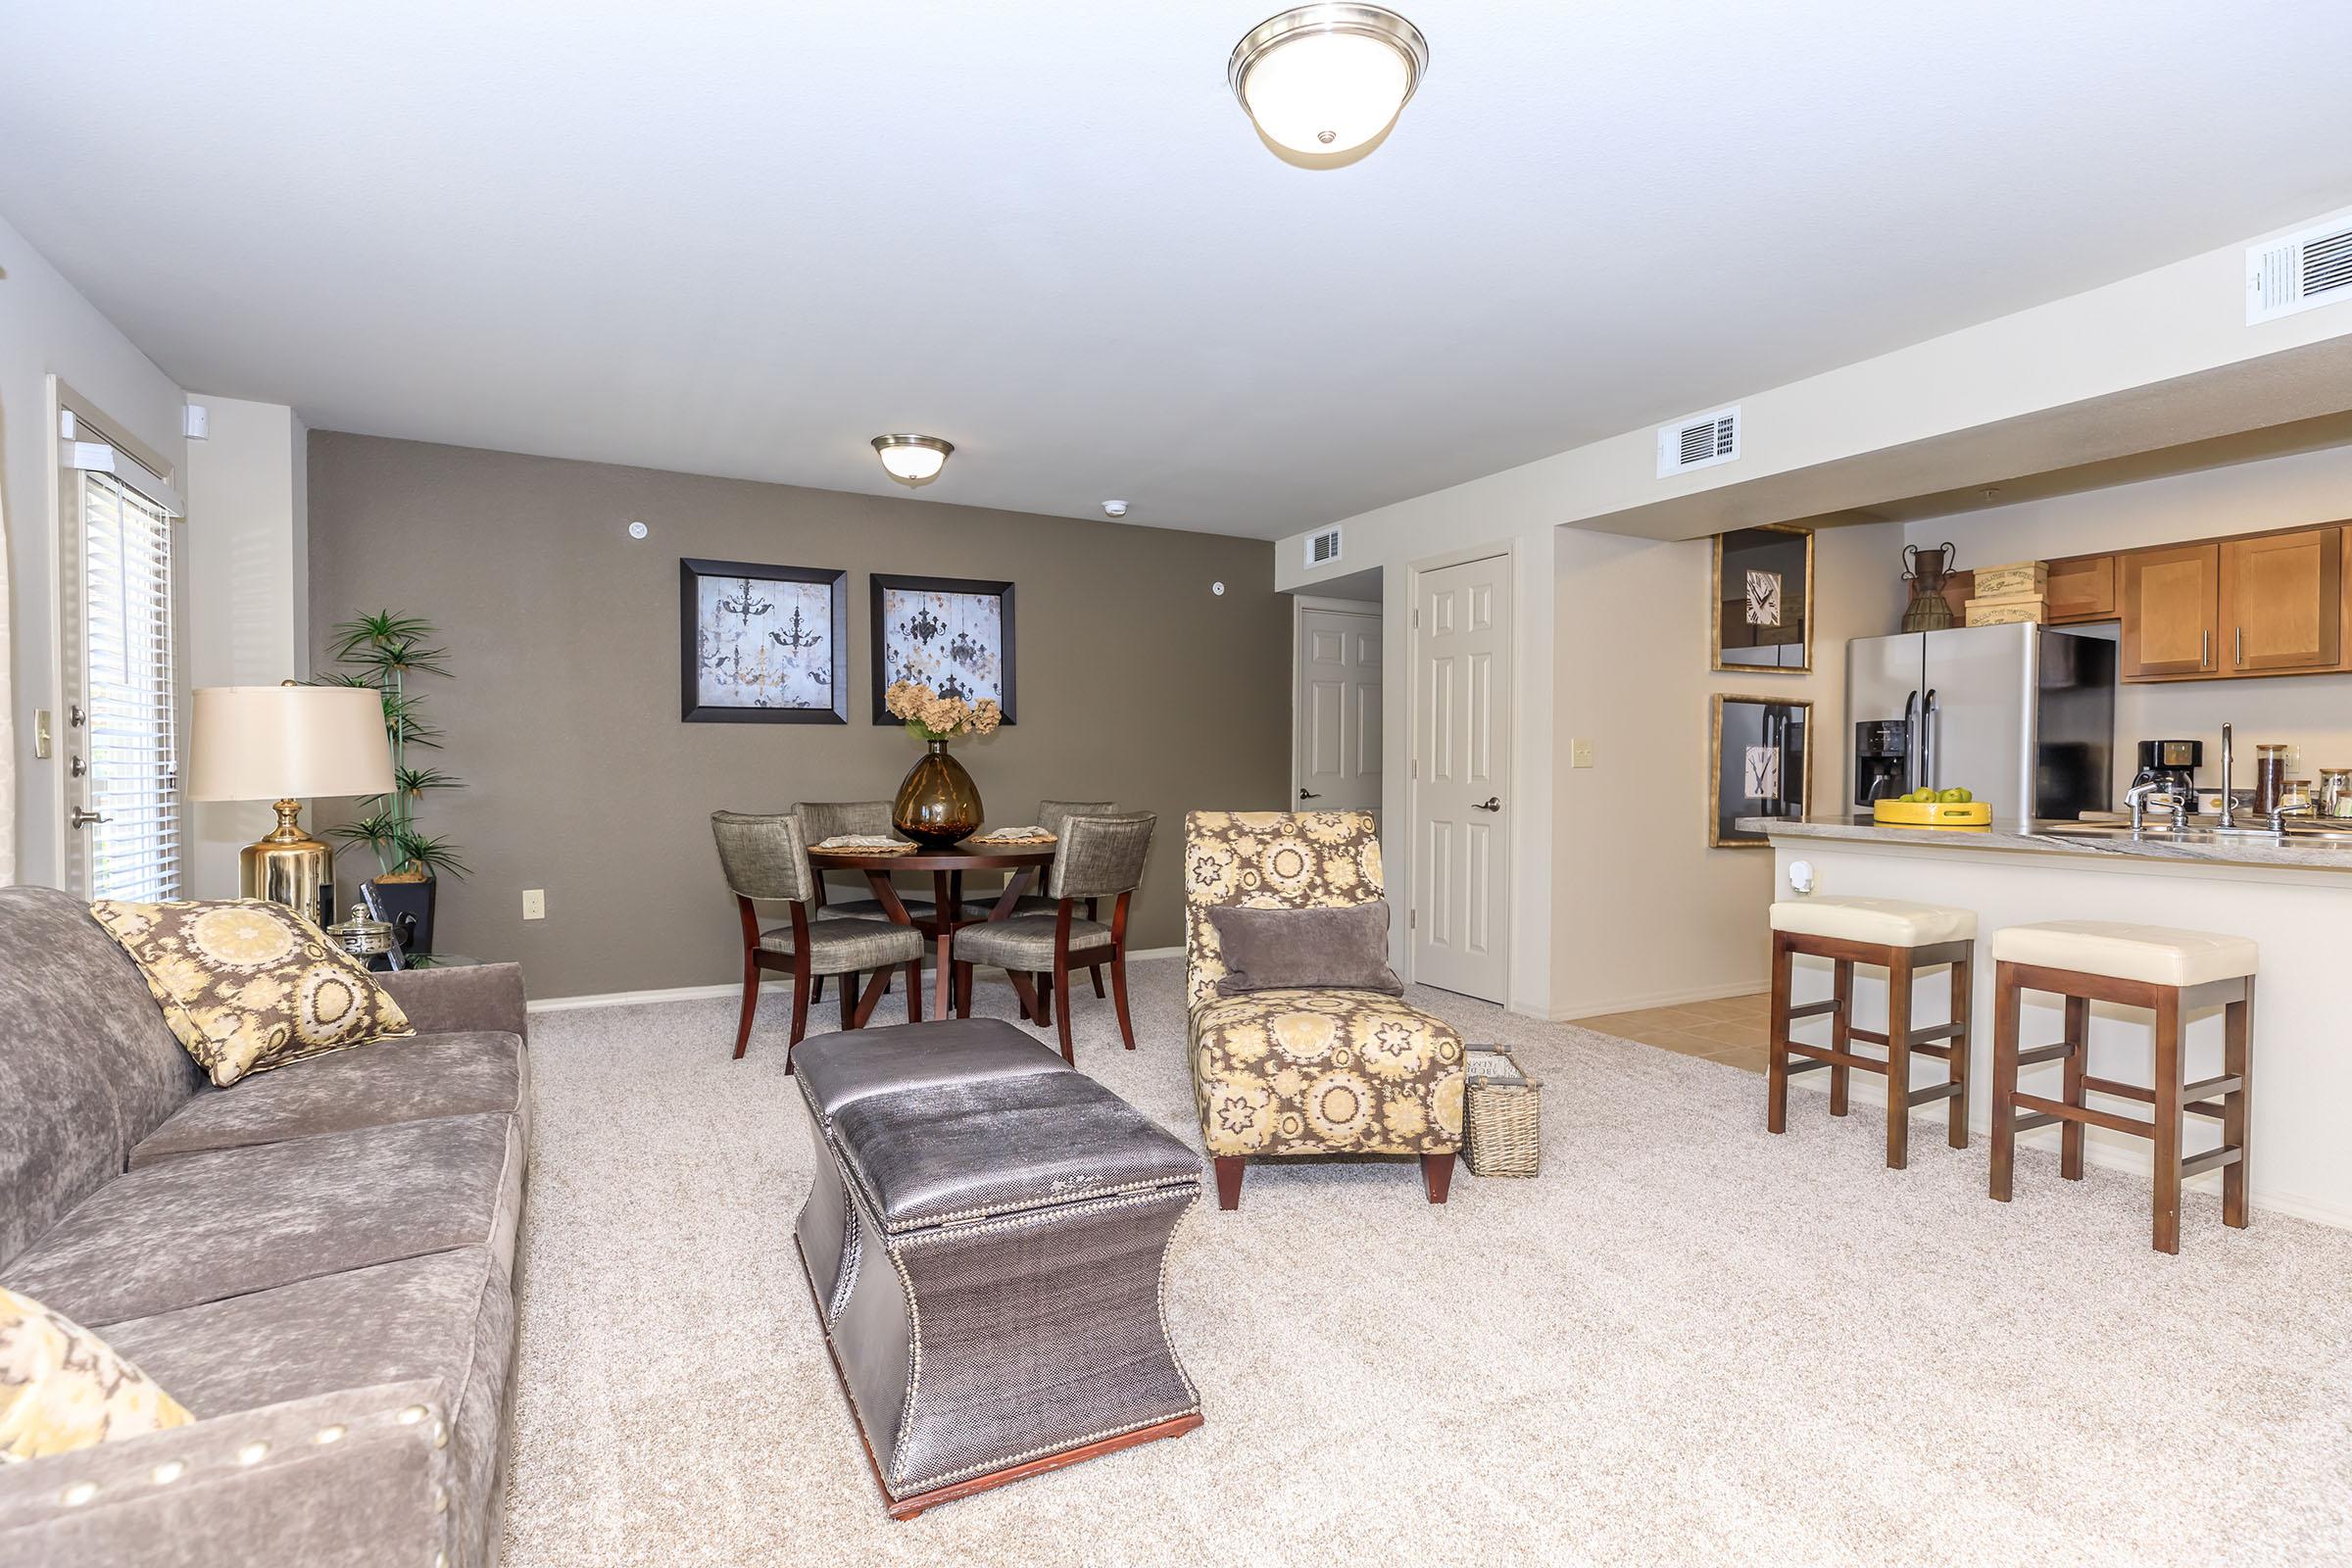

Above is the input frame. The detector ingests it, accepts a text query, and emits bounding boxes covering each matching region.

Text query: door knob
[70,808,108,829]
[1474,796,1501,811]
[1298,788,1321,800]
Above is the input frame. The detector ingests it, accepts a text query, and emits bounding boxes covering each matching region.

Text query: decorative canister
[1899,542,1959,631]
[2320,767,2352,819]
[324,904,401,962]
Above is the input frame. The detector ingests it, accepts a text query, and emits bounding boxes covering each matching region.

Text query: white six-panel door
[1294,606,1382,813]
[1411,556,1510,1001]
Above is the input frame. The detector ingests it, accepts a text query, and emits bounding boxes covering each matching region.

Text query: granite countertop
[1734,814,2352,871]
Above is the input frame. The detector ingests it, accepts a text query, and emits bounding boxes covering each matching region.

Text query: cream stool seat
[1988,921,2257,989]
[1770,896,1976,949]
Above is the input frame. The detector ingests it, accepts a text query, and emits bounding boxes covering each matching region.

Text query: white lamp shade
[1241,27,1414,155]
[189,685,394,803]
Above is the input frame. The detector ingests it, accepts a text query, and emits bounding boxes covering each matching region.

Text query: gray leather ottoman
[792,1017,1203,1518]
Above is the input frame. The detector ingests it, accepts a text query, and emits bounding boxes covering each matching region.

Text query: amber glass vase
[893,738,982,848]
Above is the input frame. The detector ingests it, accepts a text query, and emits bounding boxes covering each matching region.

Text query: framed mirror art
[1708,694,1811,849]
[1711,523,1813,673]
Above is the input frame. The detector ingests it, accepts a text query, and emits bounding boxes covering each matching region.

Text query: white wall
[1548,519,1905,1017]
[1901,442,2352,796]
[182,396,313,897]
[0,210,187,887]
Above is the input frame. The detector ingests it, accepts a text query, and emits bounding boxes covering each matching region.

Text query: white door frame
[1291,593,1381,810]
[1403,539,1519,997]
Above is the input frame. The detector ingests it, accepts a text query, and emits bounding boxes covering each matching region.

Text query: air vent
[1657,406,1740,477]
[1305,526,1343,567]
[2247,217,2352,324]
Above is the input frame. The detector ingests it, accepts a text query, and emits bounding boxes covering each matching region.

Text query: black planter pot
[365,876,438,958]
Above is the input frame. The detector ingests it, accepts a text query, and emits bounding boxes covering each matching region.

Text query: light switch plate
[521,889,546,921]
[1571,738,1595,768]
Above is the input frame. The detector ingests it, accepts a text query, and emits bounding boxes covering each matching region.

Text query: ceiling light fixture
[871,433,954,488]
[1229,5,1428,164]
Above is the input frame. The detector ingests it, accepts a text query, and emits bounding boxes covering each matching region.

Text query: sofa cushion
[88,898,415,1088]
[128,1032,526,1168]
[3,1114,524,1328]
[0,887,201,1272]
[95,1248,514,1566]
[1189,988,1465,1157]
[0,1285,191,1460]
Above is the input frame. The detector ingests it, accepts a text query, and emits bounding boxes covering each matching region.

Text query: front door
[1410,555,1510,1001]
[1294,605,1381,813]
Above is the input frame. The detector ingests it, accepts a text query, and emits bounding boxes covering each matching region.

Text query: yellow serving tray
[1872,799,1993,828]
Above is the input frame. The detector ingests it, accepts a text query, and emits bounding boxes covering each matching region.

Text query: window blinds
[80,468,180,901]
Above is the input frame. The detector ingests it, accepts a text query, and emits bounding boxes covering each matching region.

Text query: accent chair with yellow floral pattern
[1183,810,1465,1208]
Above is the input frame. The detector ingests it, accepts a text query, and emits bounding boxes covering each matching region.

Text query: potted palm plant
[318,612,467,956]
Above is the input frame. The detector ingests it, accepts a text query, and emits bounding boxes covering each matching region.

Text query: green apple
[1938,788,1965,804]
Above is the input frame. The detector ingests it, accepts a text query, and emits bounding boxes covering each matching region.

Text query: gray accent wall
[307,433,1287,1000]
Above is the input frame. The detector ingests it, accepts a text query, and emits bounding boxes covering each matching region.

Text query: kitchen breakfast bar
[1740,814,2352,1233]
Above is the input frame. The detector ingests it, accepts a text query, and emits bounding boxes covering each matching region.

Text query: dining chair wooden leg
[1052,962,1076,1065]
[1087,899,1106,998]
[1033,974,1053,1028]
[1109,953,1137,1051]
[953,961,974,1019]
[787,956,812,1070]
[809,974,824,1004]
[733,953,760,1061]
[905,959,923,1023]
[850,969,891,1030]
[838,970,858,1031]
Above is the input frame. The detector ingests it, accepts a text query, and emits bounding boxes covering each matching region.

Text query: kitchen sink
[2039,822,2352,849]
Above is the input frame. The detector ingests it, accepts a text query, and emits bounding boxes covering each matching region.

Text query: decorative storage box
[1464,1048,1542,1177]
[1971,560,2049,600]
[1965,595,2046,627]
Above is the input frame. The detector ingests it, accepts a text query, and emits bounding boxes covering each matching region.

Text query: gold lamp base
[239,799,333,927]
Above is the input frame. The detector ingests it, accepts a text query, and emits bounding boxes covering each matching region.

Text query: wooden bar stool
[1768,896,1977,1169]
[1986,921,2256,1254]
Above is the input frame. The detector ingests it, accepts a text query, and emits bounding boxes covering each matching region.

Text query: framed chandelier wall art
[680,558,849,723]
[870,573,1016,723]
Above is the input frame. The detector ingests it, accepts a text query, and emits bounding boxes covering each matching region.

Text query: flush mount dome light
[1229,5,1428,161]
[871,434,954,488]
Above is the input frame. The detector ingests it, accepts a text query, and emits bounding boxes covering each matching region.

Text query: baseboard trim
[1544,975,1768,1023]
[525,948,1184,1014]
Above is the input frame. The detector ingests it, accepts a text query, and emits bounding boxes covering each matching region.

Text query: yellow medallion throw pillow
[0,1287,192,1461]
[88,898,415,1087]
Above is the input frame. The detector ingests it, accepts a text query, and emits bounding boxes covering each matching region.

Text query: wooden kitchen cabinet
[2043,553,2116,623]
[2119,542,2220,679]
[2219,525,2341,673]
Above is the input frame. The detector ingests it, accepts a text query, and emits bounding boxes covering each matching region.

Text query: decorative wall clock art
[870,574,1016,723]
[680,558,849,723]
[1712,524,1813,671]
[1710,694,1811,849]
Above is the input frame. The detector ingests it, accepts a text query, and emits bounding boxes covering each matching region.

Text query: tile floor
[1566,992,1771,1073]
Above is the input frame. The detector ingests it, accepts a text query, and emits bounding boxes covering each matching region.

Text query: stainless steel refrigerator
[1845,624,2116,823]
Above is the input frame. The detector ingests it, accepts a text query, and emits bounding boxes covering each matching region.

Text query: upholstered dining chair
[791,799,938,1002]
[710,810,925,1068]
[952,811,1154,1063]
[1182,810,1464,1209]
[1013,799,1118,999]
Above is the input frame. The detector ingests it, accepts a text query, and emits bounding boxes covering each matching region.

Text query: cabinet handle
[2201,629,2211,669]
[2235,626,2244,668]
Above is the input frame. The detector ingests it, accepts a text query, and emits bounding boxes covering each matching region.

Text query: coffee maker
[2132,739,2201,806]
[1852,718,1911,806]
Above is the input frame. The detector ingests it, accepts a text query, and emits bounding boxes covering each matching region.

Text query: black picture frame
[679,557,849,724]
[1710,523,1814,673]
[869,573,1017,724]
[1708,694,1812,849]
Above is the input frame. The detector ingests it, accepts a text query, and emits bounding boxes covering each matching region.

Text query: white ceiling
[5,1,2352,540]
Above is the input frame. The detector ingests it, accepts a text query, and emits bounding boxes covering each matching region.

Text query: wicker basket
[1463,1048,1542,1178]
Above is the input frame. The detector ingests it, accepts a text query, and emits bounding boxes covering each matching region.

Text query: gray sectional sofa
[0,884,529,1568]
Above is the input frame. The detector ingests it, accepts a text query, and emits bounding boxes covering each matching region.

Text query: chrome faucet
[2215,722,2235,829]
[2125,779,2177,838]
[2271,802,2312,839]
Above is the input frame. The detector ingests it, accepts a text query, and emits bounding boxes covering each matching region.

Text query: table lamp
[189,684,393,923]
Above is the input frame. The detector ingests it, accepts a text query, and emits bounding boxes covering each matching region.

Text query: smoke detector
[1102,499,1129,518]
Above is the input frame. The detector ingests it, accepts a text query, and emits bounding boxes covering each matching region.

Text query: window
[74,461,182,900]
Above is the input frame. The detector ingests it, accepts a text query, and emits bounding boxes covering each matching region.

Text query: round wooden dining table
[805,842,1057,1019]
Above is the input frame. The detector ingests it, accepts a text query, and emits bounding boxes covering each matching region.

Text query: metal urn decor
[1901,542,1960,631]
[882,681,1003,848]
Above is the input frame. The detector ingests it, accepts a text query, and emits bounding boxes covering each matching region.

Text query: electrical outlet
[1571,738,1595,768]
[521,889,546,921]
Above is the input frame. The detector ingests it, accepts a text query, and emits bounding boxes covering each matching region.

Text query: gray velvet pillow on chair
[1208,904,1404,996]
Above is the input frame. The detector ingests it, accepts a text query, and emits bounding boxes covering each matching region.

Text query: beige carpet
[503,959,2352,1567]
